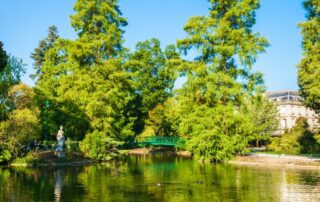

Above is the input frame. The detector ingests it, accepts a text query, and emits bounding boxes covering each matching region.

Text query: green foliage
[8,83,37,110]
[80,131,121,161]
[298,0,320,113]
[0,55,26,121]
[128,38,179,135]
[178,0,268,69]
[35,0,135,141]
[315,133,320,145]
[0,150,11,164]
[65,139,80,152]
[171,0,273,161]
[268,118,320,155]
[70,0,127,60]
[25,0,278,163]
[0,41,8,72]
[171,102,259,161]
[31,25,59,79]
[143,104,173,137]
[0,47,28,163]
[129,38,178,111]
[0,84,40,162]
[242,95,279,146]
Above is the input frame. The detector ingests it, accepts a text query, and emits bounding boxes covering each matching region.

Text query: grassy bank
[11,151,93,167]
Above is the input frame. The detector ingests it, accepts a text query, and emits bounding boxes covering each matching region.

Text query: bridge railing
[135,136,185,148]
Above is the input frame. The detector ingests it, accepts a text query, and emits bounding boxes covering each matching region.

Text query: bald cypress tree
[178,0,268,94]
[128,38,179,135]
[36,0,135,146]
[172,0,274,161]
[298,0,320,113]
[70,0,127,61]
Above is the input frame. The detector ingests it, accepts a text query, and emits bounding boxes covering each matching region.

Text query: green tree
[0,41,8,72]
[172,0,270,161]
[79,130,121,161]
[130,39,178,113]
[128,38,179,135]
[298,0,320,113]
[31,25,59,79]
[0,55,26,121]
[35,0,135,147]
[243,95,279,147]
[70,0,127,61]
[0,84,40,163]
[8,83,37,110]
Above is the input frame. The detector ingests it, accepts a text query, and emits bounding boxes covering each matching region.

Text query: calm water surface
[0,154,320,202]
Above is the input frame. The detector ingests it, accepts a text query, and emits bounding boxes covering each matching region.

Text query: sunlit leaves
[298,0,320,113]
[172,0,273,161]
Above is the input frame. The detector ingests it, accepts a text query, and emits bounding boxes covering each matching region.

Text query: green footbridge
[136,136,185,148]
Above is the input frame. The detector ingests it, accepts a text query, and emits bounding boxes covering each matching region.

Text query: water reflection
[0,154,319,201]
[280,169,320,202]
[54,169,63,202]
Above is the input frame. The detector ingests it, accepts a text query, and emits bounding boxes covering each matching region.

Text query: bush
[65,139,80,152]
[0,84,40,163]
[187,130,235,162]
[0,150,11,164]
[79,131,122,161]
[0,108,40,159]
[268,118,320,155]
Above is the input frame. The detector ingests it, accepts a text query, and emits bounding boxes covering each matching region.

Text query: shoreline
[228,160,320,170]
[8,151,95,167]
[229,154,320,170]
[7,150,320,170]
[10,160,94,167]
[127,148,192,157]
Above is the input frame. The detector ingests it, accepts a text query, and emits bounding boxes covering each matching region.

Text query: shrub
[79,131,122,161]
[0,84,40,163]
[0,108,40,160]
[65,139,80,152]
[0,150,11,164]
[268,118,320,155]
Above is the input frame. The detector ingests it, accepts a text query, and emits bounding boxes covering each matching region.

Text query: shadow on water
[0,154,320,201]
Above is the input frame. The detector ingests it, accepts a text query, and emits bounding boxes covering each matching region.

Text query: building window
[280,119,287,129]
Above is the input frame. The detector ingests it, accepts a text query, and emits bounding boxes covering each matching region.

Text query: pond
[1,154,320,201]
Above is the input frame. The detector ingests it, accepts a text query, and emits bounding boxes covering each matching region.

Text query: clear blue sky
[0,0,305,92]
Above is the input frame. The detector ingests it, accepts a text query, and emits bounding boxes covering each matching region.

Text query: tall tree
[0,41,8,72]
[298,0,320,113]
[70,0,127,61]
[128,38,179,135]
[130,39,178,111]
[172,0,271,161]
[0,55,26,121]
[178,0,268,94]
[31,25,59,79]
[36,0,135,143]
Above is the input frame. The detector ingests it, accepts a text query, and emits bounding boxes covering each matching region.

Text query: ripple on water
[1,156,320,202]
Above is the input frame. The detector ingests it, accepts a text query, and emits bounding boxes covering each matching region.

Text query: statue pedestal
[56,151,65,158]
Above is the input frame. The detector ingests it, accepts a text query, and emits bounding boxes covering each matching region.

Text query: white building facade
[267,90,319,135]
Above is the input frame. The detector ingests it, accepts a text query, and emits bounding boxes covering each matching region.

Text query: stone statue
[55,126,65,157]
